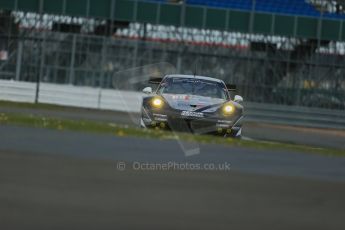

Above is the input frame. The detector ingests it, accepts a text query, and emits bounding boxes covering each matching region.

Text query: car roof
[165,74,224,83]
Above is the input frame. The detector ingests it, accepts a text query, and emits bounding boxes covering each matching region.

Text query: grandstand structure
[0,0,345,109]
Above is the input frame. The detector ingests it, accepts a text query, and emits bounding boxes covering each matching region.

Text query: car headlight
[151,97,164,108]
[222,104,235,115]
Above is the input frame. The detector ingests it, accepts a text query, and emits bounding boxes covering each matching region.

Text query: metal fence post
[15,40,23,81]
[98,37,107,109]
[69,34,77,85]
[35,32,46,104]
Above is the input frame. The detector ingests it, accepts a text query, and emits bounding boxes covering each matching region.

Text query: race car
[140,74,244,138]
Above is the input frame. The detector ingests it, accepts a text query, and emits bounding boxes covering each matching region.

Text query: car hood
[162,94,226,112]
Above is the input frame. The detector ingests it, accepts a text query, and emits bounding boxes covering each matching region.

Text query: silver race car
[140,75,244,138]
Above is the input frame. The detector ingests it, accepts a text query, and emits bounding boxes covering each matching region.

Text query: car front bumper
[141,108,243,135]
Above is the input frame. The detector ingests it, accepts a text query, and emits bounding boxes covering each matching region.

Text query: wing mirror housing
[226,84,237,91]
[234,95,243,103]
[149,77,163,85]
[142,87,153,94]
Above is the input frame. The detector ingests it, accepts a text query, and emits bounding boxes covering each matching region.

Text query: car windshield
[158,77,228,99]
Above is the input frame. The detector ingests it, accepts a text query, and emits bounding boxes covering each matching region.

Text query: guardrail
[0,79,142,113]
[244,102,345,130]
[1,79,344,130]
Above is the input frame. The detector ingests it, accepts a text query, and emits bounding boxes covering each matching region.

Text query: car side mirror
[142,87,153,94]
[234,95,243,103]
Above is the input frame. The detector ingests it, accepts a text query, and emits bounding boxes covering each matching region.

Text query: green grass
[0,112,344,157]
[0,100,70,110]
[0,100,108,112]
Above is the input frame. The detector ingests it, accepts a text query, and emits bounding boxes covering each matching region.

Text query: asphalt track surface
[1,125,345,182]
[0,124,345,229]
[1,105,345,229]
